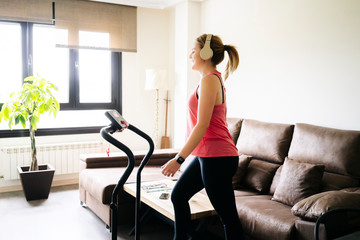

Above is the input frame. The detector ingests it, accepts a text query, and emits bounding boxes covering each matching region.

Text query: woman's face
[189,42,203,71]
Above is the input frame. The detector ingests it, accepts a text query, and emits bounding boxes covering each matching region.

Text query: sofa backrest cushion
[241,159,280,193]
[236,119,294,163]
[226,118,242,144]
[288,123,360,178]
[321,172,359,191]
[80,149,177,169]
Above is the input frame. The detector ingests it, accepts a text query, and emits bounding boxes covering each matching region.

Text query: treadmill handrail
[101,121,155,240]
[127,124,155,240]
[100,125,135,202]
[100,125,136,240]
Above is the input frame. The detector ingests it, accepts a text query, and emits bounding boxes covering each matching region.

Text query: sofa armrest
[291,188,360,221]
[79,148,179,170]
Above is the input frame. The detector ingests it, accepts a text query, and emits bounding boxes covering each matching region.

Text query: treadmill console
[105,110,129,131]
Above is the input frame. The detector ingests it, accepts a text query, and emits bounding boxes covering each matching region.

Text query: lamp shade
[145,69,168,90]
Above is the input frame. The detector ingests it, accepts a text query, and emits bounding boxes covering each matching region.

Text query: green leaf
[52,107,57,118]
[3,105,10,119]
[39,104,45,114]
[8,116,13,130]
[20,115,26,129]
[15,115,20,125]
[26,92,32,104]
[54,98,60,111]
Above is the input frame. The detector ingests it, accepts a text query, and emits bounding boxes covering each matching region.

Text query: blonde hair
[196,34,239,80]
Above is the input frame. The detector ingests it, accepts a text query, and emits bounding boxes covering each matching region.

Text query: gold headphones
[200,34,213,60]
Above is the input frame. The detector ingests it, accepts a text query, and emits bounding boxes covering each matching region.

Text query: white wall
[170,1,202,148]
[121,7,171,150]
[199,0,360,130]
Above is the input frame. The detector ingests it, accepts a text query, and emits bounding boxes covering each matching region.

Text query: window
[33,24,69,104]
[0,22,22,103]
[0,21,122,137]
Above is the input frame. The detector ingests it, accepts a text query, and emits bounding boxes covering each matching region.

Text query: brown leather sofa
[229,118,360,240]
[79,118,360,240]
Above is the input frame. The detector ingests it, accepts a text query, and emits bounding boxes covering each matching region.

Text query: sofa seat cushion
[234,189,259,197]
[235,195,300,240]
[80,166,180,204]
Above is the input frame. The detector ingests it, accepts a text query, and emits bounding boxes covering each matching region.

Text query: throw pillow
[242,159,280,193]
[272,158,325,206]
[291,190,360,221]
[232,154,252,189]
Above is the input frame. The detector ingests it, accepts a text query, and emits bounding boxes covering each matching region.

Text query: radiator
[1,141,103,180]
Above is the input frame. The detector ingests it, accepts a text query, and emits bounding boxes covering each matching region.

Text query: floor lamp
[161,91,170,149]
[145,69,168,148]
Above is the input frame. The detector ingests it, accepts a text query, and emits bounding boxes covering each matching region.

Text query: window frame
[0,21,122,138]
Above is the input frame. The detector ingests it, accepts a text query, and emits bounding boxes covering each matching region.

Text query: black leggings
[171,156,243,240]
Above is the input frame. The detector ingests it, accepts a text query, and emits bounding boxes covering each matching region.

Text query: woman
[161,34,243,240]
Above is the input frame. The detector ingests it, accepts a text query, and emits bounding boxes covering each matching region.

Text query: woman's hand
[161,158,181,177]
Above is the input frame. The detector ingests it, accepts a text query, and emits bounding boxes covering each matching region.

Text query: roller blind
[0,0,53,24]
[55,0,137,52]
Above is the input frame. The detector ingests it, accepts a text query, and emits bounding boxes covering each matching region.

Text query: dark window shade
[55,0,137,52]
[0,0,53,24]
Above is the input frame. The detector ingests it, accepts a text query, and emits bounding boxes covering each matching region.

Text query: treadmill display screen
[105,110,129,130]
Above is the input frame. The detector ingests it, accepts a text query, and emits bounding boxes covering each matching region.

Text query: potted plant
[0,74,60,201]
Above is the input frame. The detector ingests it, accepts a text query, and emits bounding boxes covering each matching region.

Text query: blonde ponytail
[223,45,239,80]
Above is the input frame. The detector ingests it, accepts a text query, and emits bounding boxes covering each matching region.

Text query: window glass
[33,24,69,103]
[0,22,22,102]
[0,24,121,136]
[79,31,111,103]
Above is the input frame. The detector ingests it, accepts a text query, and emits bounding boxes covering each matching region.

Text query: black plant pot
[17,164,55,201]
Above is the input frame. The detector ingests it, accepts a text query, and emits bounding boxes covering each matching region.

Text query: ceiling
[90,0,190,9]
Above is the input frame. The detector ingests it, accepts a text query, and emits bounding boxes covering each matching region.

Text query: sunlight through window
[0,22,22,102]
[33,25,69,103]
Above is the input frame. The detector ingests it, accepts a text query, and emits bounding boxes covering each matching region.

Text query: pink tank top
[186,71,239,157]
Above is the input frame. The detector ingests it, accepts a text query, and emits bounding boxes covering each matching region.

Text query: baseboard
[0,184,23,193]
[0,178,79,193]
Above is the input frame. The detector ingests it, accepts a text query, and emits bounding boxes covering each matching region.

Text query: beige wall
[199,0,360,130]
[121,7,171,149]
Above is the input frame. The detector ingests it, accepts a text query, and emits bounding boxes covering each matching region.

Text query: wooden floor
[0,184,224,240]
